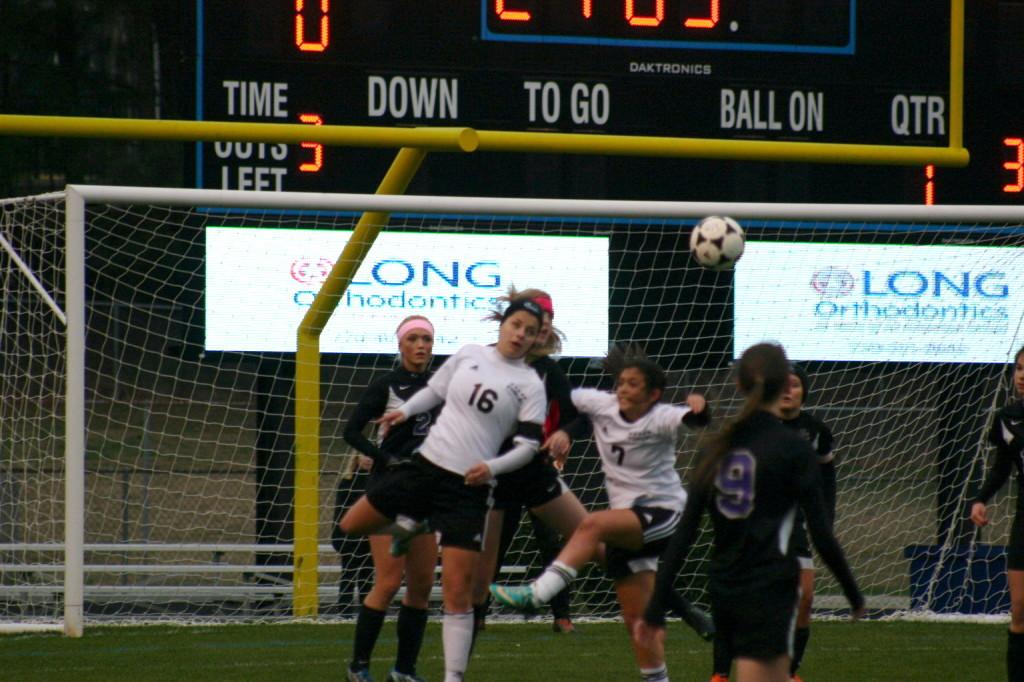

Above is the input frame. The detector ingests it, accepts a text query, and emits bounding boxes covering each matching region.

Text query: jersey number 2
[412,411,432,437]
[715,450,756,519]
[468,383,498,413]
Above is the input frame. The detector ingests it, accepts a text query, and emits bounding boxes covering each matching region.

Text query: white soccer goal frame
[11,184,1024,636]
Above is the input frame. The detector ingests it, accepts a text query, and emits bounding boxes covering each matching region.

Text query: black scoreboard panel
[193,1,1024,206]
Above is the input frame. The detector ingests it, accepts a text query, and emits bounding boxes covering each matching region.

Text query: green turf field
[0,620,1005,681]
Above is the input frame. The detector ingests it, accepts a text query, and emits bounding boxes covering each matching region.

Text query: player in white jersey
[339,298,547,682]
[472,288,588,637]
[492,345,712,682]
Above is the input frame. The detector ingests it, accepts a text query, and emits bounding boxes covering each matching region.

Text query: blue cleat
[489,583,540,612]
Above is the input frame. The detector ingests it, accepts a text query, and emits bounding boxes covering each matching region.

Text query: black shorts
[605,505,682,579]
[492,454,567,511]
[1009,516,1024,571]
[366,454,493,551]
[365,453,421,490]
[712,579,798,660]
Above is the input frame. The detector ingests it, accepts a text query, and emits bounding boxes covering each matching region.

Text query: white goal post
[2,184,1024,635]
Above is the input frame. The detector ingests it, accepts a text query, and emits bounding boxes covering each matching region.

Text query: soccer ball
[689,215,745,271]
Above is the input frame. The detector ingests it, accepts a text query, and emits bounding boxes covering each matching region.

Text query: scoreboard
[193,1,1023,205]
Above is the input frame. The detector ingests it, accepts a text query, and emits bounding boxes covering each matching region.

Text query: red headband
[532,294,554,318]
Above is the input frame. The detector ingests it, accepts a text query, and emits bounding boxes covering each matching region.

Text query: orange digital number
[924,164,935,205]
[295,0,329,52]
[684,0,720,28]
[495,0,531,22]
[1003,137,1024,193]
[299,113,323,173]
[626,0,664,27]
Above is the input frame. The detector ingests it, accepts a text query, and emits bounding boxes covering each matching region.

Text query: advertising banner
[206,227,609,356]
[735,241,1024,363]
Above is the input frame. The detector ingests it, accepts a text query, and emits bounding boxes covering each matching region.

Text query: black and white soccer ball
[689,215,745,271]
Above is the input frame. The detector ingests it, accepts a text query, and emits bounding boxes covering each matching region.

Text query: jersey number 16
[468,383,498,414]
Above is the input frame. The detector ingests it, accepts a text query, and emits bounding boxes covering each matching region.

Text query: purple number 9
[715,449,756,519]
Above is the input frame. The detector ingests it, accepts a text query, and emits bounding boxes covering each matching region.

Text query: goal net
[2,186,1023,633]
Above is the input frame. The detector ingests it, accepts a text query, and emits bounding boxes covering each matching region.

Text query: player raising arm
[472,288,588,636]
[491,345,712,682]
[640,343,864,682]
[970,344,1024,682]
[339,299,547,682]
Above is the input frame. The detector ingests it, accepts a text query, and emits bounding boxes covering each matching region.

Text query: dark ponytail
[693,343,790,489]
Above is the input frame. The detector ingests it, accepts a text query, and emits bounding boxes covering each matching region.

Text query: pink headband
[533,294,554,318]
[397,318,434,341]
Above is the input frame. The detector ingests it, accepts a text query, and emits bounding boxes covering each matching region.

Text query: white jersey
[415,344,546,476]
[572,388,689,511]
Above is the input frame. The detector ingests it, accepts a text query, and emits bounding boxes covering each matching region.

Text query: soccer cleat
[790,676,804,682]
[679,602,716,642]
[489,583,539,612]
[389,519,429,557]
[346,665,375,682]
[709,675,729,682]
[552,617,576,634]
[387,671,426,682]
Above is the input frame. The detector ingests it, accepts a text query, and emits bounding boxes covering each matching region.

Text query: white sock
[442,610,474,682]
[532,560,577,604]
[640,664,669,681]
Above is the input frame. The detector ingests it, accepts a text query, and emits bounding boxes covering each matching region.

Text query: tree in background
[0,0,192,195]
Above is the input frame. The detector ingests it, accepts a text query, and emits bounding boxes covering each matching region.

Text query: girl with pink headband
[338,314,439,682]
[340,301,547,682]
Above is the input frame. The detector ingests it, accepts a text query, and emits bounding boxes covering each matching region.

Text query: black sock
[791,626,810,675]
[473,602,488,632]
[712,633,731,677]
[549,585,571,621]
[351,604,386,671]
[394,604,428,675]
[470,602,488,654]
[1008,630,1024,682]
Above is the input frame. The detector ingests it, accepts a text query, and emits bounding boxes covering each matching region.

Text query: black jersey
[531,355,578,439]
[645,410,862,625]
[342,365,439,471]
[495,355,578,456]
[781,411,837,523]
[975,400,1024,514]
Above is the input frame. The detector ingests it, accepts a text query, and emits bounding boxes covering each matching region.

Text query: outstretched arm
[682,393,712,429]
[377,385,444,430]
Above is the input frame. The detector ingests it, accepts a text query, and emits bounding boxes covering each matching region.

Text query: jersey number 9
[715,450,756,519]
